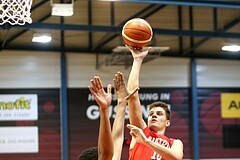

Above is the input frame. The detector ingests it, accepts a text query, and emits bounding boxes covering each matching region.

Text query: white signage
[0,94,38,121]
[0,127,39,153]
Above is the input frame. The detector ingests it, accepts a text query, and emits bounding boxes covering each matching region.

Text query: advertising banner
[221,93,240,118]
[0,127,38,153]
[0,94,38,121]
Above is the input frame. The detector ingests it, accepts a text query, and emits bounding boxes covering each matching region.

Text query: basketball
[122,18,153,49]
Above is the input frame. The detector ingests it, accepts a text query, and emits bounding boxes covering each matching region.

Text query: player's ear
[166,120,170,127]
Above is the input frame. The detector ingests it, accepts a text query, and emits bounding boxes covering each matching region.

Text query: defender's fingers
[95,76,103,89]
[113,74,118,90]
[116,72,121,85]
[90,79,97,92]
[117,71,122,81]
[118,72,126,86]
[107,84,112,94]
[115,72,123,87]
[88,86,97,97]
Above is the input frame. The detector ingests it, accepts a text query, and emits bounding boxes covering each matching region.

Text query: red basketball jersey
[129,127,174,160]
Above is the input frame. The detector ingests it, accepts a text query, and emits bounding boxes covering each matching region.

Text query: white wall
[0,51,60,88]
[197,59,240,87]
[0,50,240,88]
[66,53,190,88]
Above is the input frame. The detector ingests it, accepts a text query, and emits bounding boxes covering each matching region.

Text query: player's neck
[151,127,166,135]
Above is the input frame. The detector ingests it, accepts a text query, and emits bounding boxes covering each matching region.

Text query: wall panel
[0,51,60,88]
[67,53,190,88]
[197,59,240,87]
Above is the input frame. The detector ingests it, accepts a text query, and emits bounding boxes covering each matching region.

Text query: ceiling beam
[3,45,240,60]
[31,0,49,11]
[183,17,240,55]
[6,22,240,39]
[100,0,240,9]
[3,13,52,48]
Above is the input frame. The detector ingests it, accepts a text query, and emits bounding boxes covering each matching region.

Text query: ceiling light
[32,34,52,43]
[222,45,240,52]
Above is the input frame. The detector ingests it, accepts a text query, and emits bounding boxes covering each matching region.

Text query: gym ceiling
[0,0,240,60]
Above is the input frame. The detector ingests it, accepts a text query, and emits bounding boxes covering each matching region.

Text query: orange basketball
[122,18,153,49]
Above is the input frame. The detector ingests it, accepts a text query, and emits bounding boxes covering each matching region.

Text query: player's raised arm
[88,76,113,160]
[127,45,150,129]
[112,71,139,160]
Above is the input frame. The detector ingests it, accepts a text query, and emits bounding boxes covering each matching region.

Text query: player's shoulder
[172,138,183,146]
[174,139,183,143]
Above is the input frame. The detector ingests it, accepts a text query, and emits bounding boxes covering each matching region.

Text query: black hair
[78,147,98,160]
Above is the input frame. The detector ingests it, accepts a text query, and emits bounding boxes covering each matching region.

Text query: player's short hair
[78,147,98,160]
[149,101,171,120]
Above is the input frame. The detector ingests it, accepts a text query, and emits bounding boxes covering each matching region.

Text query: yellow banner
[221,93,240,118]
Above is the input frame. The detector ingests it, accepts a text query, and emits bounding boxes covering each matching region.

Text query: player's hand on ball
[125,44,150,59]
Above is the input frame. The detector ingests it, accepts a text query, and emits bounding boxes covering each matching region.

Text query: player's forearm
[98,108,113,160]
[112,101,126,160]
[127,58,144,128]
[112,101,127,140]
[127,58,143,90]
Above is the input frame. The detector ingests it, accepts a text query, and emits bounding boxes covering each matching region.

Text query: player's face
[147,107,170,133]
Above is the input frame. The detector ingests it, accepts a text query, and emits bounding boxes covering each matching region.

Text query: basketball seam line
[122,31,152,43]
